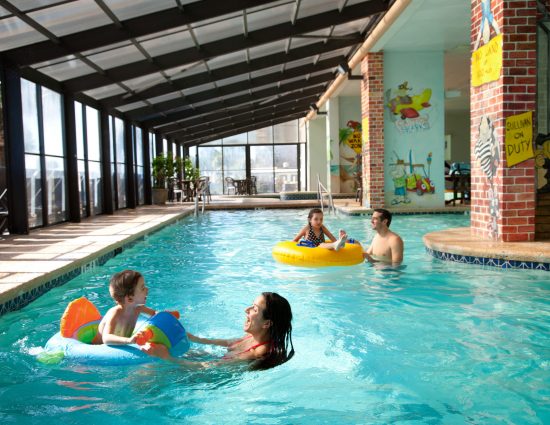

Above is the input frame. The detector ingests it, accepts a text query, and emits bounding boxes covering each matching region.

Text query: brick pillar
[361,52,385,208]
[470,0,537,241]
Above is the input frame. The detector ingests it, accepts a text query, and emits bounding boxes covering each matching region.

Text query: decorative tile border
[0,233,155,317]
[426,247,550,271]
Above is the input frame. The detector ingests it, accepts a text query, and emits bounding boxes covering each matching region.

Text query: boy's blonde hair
[109,270,143,303]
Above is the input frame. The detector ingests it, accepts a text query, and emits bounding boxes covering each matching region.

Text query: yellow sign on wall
[346,130,362,154]
[472,34,503,87]
[505,111,534,167]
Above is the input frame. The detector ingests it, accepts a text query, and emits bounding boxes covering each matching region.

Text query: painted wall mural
[474,115,500,238]
[338,120,362,193]
[386,81,432,134]
[472,0,503,87]
[389,150,434,205]
[383,50,444,209]
[535,133,550,193]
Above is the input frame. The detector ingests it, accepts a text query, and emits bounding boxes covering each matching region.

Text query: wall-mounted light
[309,103,327,115]
[337,62,363,80]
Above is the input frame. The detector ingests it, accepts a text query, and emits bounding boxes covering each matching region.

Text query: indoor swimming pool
[0,210,548,424]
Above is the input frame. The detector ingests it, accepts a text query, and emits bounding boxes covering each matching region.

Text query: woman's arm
[141,343,209,369]
[187,332,237,347]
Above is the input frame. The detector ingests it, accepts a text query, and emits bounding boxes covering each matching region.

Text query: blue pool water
[0,210,549,424]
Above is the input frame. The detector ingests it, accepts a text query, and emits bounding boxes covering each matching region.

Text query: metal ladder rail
[316,174,335,214]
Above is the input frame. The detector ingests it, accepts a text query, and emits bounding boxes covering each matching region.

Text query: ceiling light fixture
[337,62,363,80]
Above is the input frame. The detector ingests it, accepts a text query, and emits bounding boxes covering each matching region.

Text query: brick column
[361,52,385,208]
[470,0,537,241]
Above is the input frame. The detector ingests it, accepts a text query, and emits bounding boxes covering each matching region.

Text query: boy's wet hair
[109,270,143,303]
[374,208,392,227]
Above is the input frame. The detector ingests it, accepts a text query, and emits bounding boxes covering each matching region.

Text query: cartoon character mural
[386,81,432,134]
[390,150,435,205]
[339,120,362,193]
[535,133,550,193]
[474,115,500,239]
[474,0,501,51]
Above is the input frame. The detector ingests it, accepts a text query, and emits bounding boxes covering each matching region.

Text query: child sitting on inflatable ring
[141,292,294,371]
[293,208,347,250]
[95,270,174,345]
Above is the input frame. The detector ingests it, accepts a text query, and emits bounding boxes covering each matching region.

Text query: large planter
[152,188,168,205]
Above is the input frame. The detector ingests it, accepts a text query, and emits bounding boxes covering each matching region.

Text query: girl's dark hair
[109,270,143,303]
[308,208,323,222]
[249,292,295,371]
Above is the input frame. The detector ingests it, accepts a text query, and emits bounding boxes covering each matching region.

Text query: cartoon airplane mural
[387,81,432,120]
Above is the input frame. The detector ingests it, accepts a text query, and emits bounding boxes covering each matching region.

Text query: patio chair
[250,176,258,195]
[225,177,237,195]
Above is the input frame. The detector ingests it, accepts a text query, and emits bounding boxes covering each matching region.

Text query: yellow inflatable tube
[272,240,364,267]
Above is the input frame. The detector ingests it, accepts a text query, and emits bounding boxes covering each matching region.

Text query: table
[181,180,195,202]
[233,179,251,195]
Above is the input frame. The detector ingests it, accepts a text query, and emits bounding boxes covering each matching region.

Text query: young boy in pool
[293,208,347,250]
[94,269,156,345]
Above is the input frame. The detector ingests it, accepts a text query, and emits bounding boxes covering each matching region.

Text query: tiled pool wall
[0,237,146,317]
[0,210,194,317]
[426,247,550,271]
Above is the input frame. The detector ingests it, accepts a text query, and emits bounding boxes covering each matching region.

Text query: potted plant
[184,157,200,181]
[151,153,176,204]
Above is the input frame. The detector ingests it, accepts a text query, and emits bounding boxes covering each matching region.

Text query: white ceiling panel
[86,44,145,70]
[247,39,287,58]
[193,15,243,45]
[9,0,66,12]
[140,30,196,57]
[33,58,95,81]
[207,50,247,70]
[84,84,126,100]
[28,0,111,37]
[247,2,292,32]
[0,16,48,50]
[105,0,177,21]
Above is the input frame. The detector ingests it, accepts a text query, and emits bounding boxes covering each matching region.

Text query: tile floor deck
[0,196,548,315]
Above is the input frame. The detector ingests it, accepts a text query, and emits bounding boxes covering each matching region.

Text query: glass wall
[190,119,305,195]
[112,117,126,209]
[134,126,144,205]
[21,79,67,227]
[0,76,6,204]
[75,102,103,217]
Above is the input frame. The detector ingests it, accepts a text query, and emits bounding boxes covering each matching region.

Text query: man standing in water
[363,209,404,265]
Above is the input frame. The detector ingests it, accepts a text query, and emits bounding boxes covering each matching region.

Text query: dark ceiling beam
[62,1,388,93]
[124,57,343,120]
[100,37,358,109]
[167,98,315,138]
[169,107,309,141]
[178,113,306,146]
[155,85,325,133]
[128,71,333,124]
[144,77,330,128]
[162,95,319,136]
[4,0,279,67]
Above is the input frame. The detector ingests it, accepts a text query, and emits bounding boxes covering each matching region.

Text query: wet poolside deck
[0,196,548,315]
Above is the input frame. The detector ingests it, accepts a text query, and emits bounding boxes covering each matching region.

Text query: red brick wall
[470,0,537,241]
[361,52,385,208]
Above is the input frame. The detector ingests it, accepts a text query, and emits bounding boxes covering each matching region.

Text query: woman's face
[309,212,324,228]
[243,295,269,334]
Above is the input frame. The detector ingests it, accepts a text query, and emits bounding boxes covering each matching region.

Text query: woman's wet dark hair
[249,292,294,371]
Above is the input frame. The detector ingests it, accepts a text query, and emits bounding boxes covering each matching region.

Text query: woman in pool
[141,292,294,370]
[293,208,347,250]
